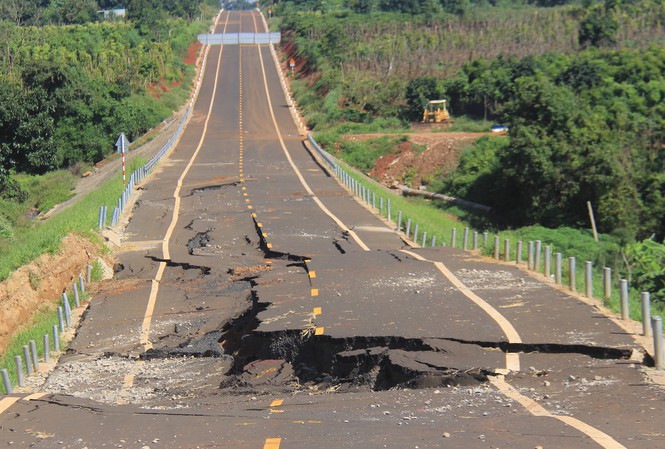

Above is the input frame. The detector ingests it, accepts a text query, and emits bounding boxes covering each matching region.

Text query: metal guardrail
[306,131,665,370]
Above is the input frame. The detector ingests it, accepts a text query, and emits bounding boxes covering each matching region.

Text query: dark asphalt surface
[0,9,664,449]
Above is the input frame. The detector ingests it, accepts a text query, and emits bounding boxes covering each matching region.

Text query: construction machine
[422,99,450,124]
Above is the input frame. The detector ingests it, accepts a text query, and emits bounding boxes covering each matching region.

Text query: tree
[0,81,56,175]
[405,76,444,121]
[579,6,618,48]
[346,0,375,13]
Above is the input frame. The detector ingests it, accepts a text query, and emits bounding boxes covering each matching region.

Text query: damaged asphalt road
[5,10,664,449]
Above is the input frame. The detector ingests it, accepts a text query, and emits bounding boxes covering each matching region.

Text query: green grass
[0,284,93,393]
[329,147,665,324]
[0,156,147,392]
[337,158,465,247]
[444,115,494,133]
[0,157,146,282]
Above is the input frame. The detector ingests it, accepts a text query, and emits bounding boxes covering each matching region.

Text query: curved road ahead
[0,9,663,449]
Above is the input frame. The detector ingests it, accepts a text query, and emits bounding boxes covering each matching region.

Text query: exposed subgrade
[187,230,212,255]
[218,309,638,392]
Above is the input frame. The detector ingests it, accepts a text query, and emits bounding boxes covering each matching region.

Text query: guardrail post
[87,263,92,283]
[58,307,65,333]
[652,316,664,370]
[15,356,24,387]
[642,292,652,337]
[73,283,80,307]
[63,293,72,327]
[406,219,411,238]
[30,340,39,372]
[431,236,436,247]
[451,228,457,248]
[397,211,402,231]
[23,345,33,376]
[2,369,11,394]
[569,257,576,292]
[555,253,562,284]
[494,236,500,259]
[372,192,376,210]
[379,197,384,213]
[534,240,542,272]
[53,325,60,353]
[504,239,510,262]
[527,241,534,270]
[79,275,85,295]
[473,231,478,250]
[387,199,392,222]
[422,231,427,247]
[483,231,488,246]
[516,241,523,265]
[620,279,629,320]
[584,261,593,298]
[603,267,611,300]
[413,224,419,243]
[544,246,551,279]
[463,228,469,251]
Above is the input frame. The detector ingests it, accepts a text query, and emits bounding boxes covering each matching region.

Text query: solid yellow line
[263,438,281,449]
[0,397,19,414]
[490,376,626,449]
[400,249,521,372]
[256,38,370,252]
[140,12,229,351]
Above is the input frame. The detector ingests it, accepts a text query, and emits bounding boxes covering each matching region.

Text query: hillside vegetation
[269,0,665,303]
[0,0,217,273]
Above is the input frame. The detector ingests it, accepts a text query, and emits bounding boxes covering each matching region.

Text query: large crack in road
[41,199,642,410]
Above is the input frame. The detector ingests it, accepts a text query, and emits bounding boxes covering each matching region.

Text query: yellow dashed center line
[311,288,319,297]
[315,327,325,336]
[263,438,281,449]
[308,271,316,279]
[313,307,322,316]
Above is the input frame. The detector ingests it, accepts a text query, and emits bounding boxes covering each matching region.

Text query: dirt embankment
[345,132,488,188]
[0,234,106,353]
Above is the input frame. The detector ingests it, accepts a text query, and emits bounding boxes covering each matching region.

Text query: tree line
[0,0,217,200]
[272,0,665,240]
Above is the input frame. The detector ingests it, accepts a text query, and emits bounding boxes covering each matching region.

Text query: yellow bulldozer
[422,99,450,124]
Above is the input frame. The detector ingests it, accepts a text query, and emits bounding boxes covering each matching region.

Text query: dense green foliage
[271,0,665,303]
[0,1,217,198]
[442,47,665,241]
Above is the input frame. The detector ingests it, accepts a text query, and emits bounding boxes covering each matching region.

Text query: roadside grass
[0,305,64,390]
[444,115,494,133]
[0,161,145,392]
[0,157,146,282]
[335,154,665,323]
[0,281,97,392]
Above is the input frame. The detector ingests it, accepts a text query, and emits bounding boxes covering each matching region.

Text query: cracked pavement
[1,9,664,449]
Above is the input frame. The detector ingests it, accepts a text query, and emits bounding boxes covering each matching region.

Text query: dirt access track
[343,131,493,188]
